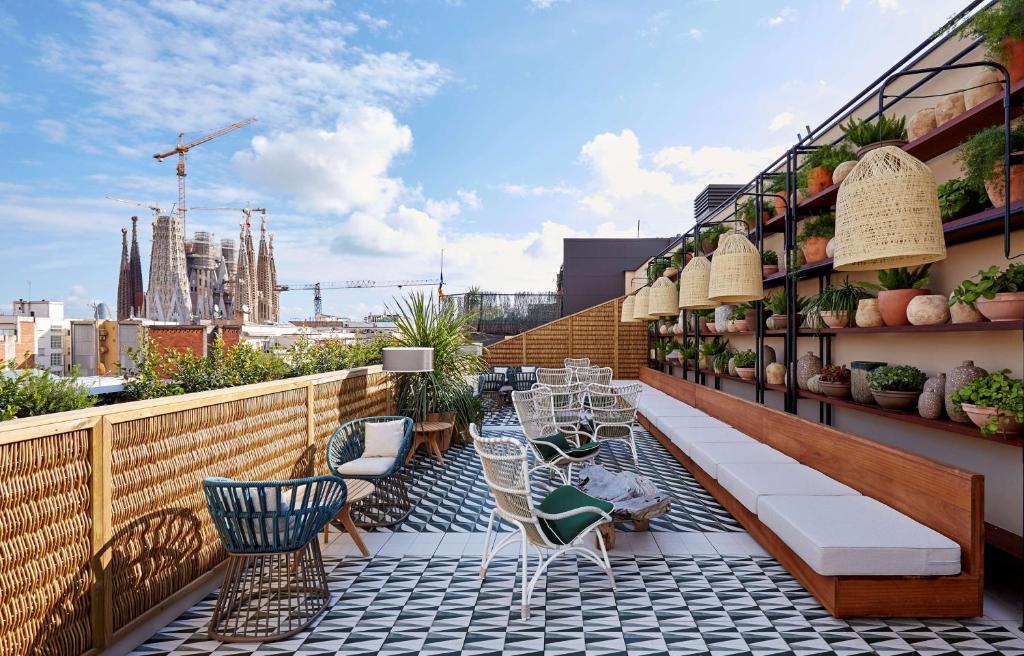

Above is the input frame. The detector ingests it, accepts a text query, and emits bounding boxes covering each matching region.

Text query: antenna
[637,220,640,238]
[439,249,445,297]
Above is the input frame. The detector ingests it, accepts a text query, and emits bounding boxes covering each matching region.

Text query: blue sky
[0,0,966,320]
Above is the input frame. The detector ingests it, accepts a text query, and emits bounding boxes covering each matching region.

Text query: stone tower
[186,231,219,321]
[116,227,131,320]
[233,220,255,323]
[146,213,192,323]
[128,216,145,317]
[256,216,272,323]
[220,238,237,318]
[269,233,279,323]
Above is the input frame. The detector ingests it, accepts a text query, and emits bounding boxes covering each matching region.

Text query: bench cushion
[758,495,961,576]
[664,425,755,457]
[717,463,861,514]
[689,442,796,479]
[654,414,730,434]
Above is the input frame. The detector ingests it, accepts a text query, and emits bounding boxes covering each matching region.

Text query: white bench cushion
[663,425,754,456]
[717,463,861,514]
[759,495,961,576]
[336,456,397,477]
[654,415,729,433]
[689,442,796,479]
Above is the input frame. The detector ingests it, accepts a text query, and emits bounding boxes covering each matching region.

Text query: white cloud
[768,6,795,27]
[529,0,568,9]
[578,129,691,213]
[688,28,702,41]
[875,0,900,10]
[355,11,389,30]
[499,182,577,197]
[768,111,795,131]
[653,143,783,181]
[840,0,852,10]
[456,189,482,210]
[35,119,67,143]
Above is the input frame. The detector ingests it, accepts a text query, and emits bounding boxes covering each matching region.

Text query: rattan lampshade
[707,231,764,303]
[647,277,679,317]
[632,286,654,321]
[678,255,719,310]
[833,146,946,271]
[620,295,637,322]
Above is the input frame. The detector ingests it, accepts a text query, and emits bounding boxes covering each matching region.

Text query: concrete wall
[562,237,674,316]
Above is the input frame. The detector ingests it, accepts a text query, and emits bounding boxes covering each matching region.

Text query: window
[50,334,63,349]
[50,353,62,367]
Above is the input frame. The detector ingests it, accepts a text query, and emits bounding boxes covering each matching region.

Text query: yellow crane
[153,117,257,233]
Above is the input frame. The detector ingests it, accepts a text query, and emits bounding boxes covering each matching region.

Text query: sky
[0,0,968,320]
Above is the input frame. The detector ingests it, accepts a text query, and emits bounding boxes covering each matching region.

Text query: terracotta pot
[961,403,1024,435]
[684,252,693,265]
[762,264,779,277]
[744,308,758,326]
[819,381,851,399]
[819,310,851,328]
[801,236,830,264]
[771,190,787,217]
[976,291,1024,321]
[807,166,833,195]
[877,288,929,326]
[733,319,750,332]
[950,299,985,324]
[704,323,717,334]
[871,389,919,411]
[856,139,908,158]
[736,367,756,381]
[984,162,1024,208]
[855,299,884,328]
[1004,37,1024,84]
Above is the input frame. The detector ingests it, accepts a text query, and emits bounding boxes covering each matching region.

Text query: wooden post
[306,381,315,448]
[90,417,113,649]
[568,316,574,359]
[613,299,620,378]
[521,334,527,365]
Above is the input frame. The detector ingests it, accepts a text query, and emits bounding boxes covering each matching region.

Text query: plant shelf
[795,320,1024,335]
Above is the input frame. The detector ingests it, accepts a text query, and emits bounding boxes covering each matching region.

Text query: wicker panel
[109,388,308,631]
[571,302,615,369]
[485,338,525,366]
[312,372,389,449]
[526,319,571,368]
[0,431,92,656]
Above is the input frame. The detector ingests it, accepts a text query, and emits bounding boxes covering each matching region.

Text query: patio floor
[132,406,1024,656]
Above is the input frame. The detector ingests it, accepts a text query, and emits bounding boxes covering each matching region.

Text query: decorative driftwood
[577,465,671,522]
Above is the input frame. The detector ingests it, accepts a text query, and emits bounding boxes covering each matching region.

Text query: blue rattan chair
[511,365,538,392]
[203,475,347,643]
[480,368,511,409]
[326,416,414,528]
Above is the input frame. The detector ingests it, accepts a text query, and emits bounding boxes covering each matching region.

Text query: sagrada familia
[116,211,280,324]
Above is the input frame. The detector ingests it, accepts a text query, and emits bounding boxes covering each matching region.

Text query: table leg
[337,504,369,556]
[634,518,650,531]
[429,433,445,464]
[597,523,616,550]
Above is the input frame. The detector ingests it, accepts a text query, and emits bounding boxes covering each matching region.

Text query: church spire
[117,227,131,320]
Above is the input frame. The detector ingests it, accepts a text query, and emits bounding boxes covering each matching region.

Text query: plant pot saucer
[735,367,756,381]
[961,403,1023,435]
[818,381,851,399]
[870,389,919,411]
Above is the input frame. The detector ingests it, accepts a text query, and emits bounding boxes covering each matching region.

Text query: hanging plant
[956,0,1024,82]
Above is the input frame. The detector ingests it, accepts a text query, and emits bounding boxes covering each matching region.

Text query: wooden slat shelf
[708,371,786,393]
[796,320,1024,335]
[797,389,1024,449]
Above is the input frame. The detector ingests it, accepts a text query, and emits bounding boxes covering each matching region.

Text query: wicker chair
[532,381,589,439]
[563,357,591,369]
[588,382,642,465]
[326,416,414,527]
[480,367,511,408]
[203,475,347,642]
[575,366,613,388]
[511,388,600,482]
[471,425,614,620]
[535,367,571,386]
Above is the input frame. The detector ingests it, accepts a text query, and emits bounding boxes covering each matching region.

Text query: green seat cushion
[533,433,600,462]
[537,485,614,545]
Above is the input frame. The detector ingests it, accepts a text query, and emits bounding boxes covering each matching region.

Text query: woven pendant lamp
[707,230,764,303]
[647,277,679,317]
[620,295,637,322]
[632,286,653,321]
[833,146,946,271]
[678,255,720,310]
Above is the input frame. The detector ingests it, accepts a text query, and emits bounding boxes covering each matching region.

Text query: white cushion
[493,367,508,374]
[337,456,397,477]
[654,415,729,434]
[520,366,536,373]
[672,427,757,457]
[717,463,861,514]
[689,442,796,479]
[759,495,961,576]
[363,420,405,458]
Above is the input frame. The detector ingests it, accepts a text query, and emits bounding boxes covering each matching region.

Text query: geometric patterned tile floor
[133,407,1024,655]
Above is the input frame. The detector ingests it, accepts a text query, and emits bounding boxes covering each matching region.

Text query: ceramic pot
[728,357,737,377]
[806,374,823,394]
[964,69,1003,109]
[801,236,830,264]
[934,92,966,127]
[871,389,919,411]
[855,299,884,327]
[832,160,857,185]
[856,139,907,158]
[907,294,950,326]
[672,323,684,335]
[946,360,988,423]
[744,308,758,326]
[1004,37,1024,83]
[919,373,946,420]
[961,403,1024,435]
[826,238,835,259]
[819,381,851,399]
[819,310,850,328]
[976,292,1024,321]
[714,304,735,333]
[734,319,750,332]
[907,107,937,140]
[761,345,777,367]
[763,264,779,277]
[659,323,670,335]
[727,319,738,333]
[690,314,708,332]
[984,162,1024,208]
[807,166,833,195]
[704,323,717,334]
[796,351,823,390]
[949,299,985,324]
[878,288,929,326]
[736,367,756,381]
[663,266,678,278]
[771,190,787,217]
[766,314,783,330]
[765,362,786,385]
[851,361,886,404]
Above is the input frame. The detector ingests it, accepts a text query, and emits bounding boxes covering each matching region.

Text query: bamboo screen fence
[0,366,387,656]
[485,297,648,378]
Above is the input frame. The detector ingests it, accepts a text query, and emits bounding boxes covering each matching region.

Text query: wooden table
[408,421,453,465]
[577,465,671,550]
[324,479,375,556]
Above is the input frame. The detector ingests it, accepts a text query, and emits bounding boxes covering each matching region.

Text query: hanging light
[647,276,679,317]
[678,255,720,310]
[708,230,764,303]
[632,286,653,321]
[833,146,946,271]
[620,294,637,322]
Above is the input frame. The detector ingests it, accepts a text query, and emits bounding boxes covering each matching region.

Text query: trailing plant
[958,122,1024,194]
[839,114,907,147]
[806,278,874,327]
[861,264,931,291]
[957,0,1024,64]
[797,213,835,245]
[699,339,730,357]
[0,363,96,421]
[764,289,809,316]
[951,369,1024,435]
[739,199,758,227]
[937,177,987,220]
[803,143,857,171]
[732,350,757,368]
[762,249,778,265]
[819,365,851,384]
[950,263,1024,307]
[867,365,927,392]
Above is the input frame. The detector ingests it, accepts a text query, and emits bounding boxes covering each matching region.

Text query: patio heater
[382,347,434,415]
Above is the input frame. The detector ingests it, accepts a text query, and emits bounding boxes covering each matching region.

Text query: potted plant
[711,349,732,375]
[958,122,1024,208]
[806,278,873,328]
[867,365,927,411]
[678,340,699,370]
[762,250,779,277]
[802,143,858,195]
[729,303,750,332]
[853,265,930,326]
[797,213,835,264]
[951,369,1024,435]
[950,263,1024,321]
[840,114,908,157]
[764,289,809,330]
[765,175,789,217]
[957,0,1024,84]
[937,177,988,222]
[699,339,729,371]
[733,350,757,380]
[818,365,852,399]
[699,224,729,254]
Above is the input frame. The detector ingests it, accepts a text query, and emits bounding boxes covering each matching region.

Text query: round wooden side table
[409,421,453,465]
[324,479,376,556]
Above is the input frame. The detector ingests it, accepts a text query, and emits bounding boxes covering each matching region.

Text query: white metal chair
[575,366,613,388]
[588,382,642,465]
[512,388,600,482]
[536,367,571,386]
[563,357,591,369]
[532,382,589,442]
[471,425,615,620]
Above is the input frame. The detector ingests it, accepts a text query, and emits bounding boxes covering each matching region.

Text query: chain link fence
[443,292,562,335]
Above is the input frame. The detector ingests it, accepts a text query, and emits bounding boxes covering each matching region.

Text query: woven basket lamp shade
[647,277,679,317]
[833,146,946,271]
[620,295,637,322]
[632,286,654,321]
[707,231,764,303]
[678,255,719,310]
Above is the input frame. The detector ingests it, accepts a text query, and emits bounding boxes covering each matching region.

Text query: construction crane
[190,206,268,228]
[153,117,257,233]
[277,280,440,317]
[105,195,164,219]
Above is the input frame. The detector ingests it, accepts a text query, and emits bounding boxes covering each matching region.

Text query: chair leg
[594,525,617,592]
[520,533,530,620]
[480,509,495,579]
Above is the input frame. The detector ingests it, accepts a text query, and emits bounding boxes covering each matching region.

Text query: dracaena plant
[699,339,729,357]
[764,289,809,316]
[950,369,1024,435]
[806,278,874,327]
[711,350,732,372]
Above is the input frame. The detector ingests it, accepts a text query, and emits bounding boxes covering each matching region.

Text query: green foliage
[806,278,874,326]
[677,339,699,360]
[958,123,1024,193]
[951,369,1024,435]
[699,224,729,252]
[739,199,758,227]
[121,330,184,401]
[819,365,851,383]
[797,213,835,244]
[670,248,683,269]
[699,339,729,357]
[839,114,907,147]
[867,365,927,392]
[763,289,809,316]
[166,336,293,394]
[766,173,789,194]
[647,257,670,280]
[762,249,778,265]
[937,177,987,220]
[950,263,1024,307]
[0,363,96,420]
[862,265,931,291]
[711,350,732,372]
[958,0,1024,62]
[729,303,751,320]
[732,350,757,368]
[286,335,391,376]
[804,143,857,171]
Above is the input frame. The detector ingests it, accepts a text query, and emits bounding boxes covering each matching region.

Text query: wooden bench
[637,366,983,618]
